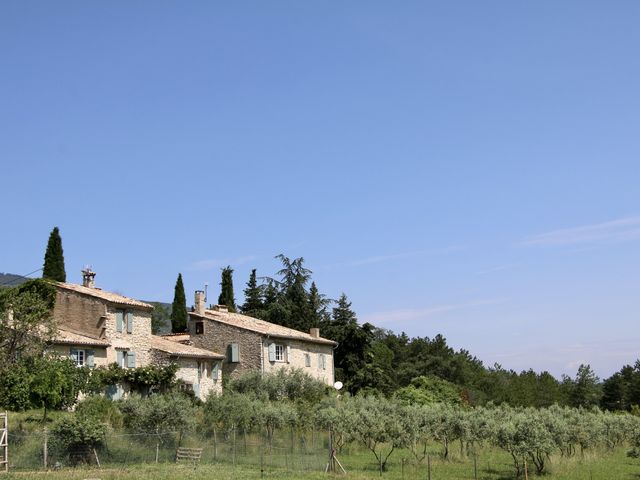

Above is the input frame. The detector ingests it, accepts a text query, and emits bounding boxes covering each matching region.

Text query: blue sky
[2,2,639,378]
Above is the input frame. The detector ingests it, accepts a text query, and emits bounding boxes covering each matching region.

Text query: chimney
[213,304,228,313]
[195,290,205,315]
[81,266,96,288]
[310,327,320,338]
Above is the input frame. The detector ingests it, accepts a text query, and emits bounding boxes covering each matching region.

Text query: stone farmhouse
[168,290,337,386]
[49,269,223,400]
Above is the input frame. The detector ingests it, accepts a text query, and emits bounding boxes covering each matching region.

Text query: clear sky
[2,2,639,379]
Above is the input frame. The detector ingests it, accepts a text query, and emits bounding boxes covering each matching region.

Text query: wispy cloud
[330,245,465,269]
[189,255,257,271]
[476,262,522,275]
[361,299,501,324]
[521,216,640,247]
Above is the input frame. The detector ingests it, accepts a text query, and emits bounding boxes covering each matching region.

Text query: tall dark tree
[569,364,602,408]
[218,266,236,313]
[241,269,263,315]
[170,273,188,333]
[42,227,66,282]
[323,293,375,393]
[308,281,330,327]
[274,254,312,330]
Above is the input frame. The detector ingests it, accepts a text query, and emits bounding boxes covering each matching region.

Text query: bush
[50,416,106,466]
[75,395,123,428]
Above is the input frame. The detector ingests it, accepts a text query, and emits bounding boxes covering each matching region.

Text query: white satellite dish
[334,381,343,391]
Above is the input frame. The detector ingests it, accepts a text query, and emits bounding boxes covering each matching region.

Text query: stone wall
[50,344,109,367]
[103,305,153,367]
[53,290,106,339]
[150,350,222,400]
[53,288,153,368]
[261,338,335,386]
[188,316,263,381]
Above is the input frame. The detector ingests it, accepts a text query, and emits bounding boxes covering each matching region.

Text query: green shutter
[126,311,134,333]
[70,348,78,363]
[230,343,239,363]
[286,345,291,363]
[268,343,276,362]
[116,350,124,366]
[86,350,95,368]
[116,311,124,332]
[193,383,201,399]
[212,362,220,380]
[305,354,311,367]
[127,352,136,368]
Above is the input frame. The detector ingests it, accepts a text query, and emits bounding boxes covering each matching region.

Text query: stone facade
[150,350,223,400]
[261,338,334,386]
[188,317,262,380]
[50,344,109,367]
[188,314,335,386]
[52,287,154,368]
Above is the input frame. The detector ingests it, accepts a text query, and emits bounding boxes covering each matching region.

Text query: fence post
[473,452,477,480]
[427,454,431,480]
[43,428,48,470]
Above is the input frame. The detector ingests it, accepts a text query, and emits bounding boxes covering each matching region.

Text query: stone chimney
[310,327,320,338]
[81,266,96,288]
[194,290,205,315]
[212,304,229,313]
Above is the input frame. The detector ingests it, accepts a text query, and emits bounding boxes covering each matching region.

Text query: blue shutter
[70,348,79,364]
[286,345,291,363]
[193,383,201,399]
[230,343,239,363]
[212,362,220,380]
[127,351,136,368]
[305,354,311,367]
[86,350,95,368]
[126,311,134,333]
[116,311,124,332]
[268,343,276,362]
[116,350,124,367]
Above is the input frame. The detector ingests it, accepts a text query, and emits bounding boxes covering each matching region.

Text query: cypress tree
[240,269,263,315]
[218,266,237,313]
[42,227,66,282]
[170,273,188,333]
[308,281,329,327]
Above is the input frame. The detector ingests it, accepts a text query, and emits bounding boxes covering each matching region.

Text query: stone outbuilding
[180,290,337,386]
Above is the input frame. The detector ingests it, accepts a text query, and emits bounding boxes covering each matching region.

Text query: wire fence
[7,427,333,474]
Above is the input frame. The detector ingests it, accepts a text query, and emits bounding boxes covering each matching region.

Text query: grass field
[6,410,640,479]
[5,444,640,479]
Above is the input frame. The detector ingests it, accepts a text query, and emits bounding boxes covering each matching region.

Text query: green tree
[0,279,57,365]
[240,269,263,315]
[322,293,375,394]
[570,364,602,408]
[218,266,237,312]
[151,303,171,334]
[308,281,330,327]
[42,226,66,282]
[170,273,188,333]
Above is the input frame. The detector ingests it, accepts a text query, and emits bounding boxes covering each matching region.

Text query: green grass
[5,410,640,479]
[4,445,640,479]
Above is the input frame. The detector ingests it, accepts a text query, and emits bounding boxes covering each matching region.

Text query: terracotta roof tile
[190,310,337,346]
[52,329,111,347]
[55,282,153,309]
[150,335,224,359]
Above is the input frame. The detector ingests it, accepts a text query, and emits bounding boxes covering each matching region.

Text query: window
[318,353,326,370]
[195,322,204,334]
[117,350,136,368]
[71,348,95,368]
[275,344,285,362]
[211,362,220,380]
[197,361,206,381]
[116,310,134,334]
[268,343,288,362]
[72,349,85,366]
[305,353,311,367]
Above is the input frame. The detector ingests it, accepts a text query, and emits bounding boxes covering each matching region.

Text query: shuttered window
[228,343,239,363]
